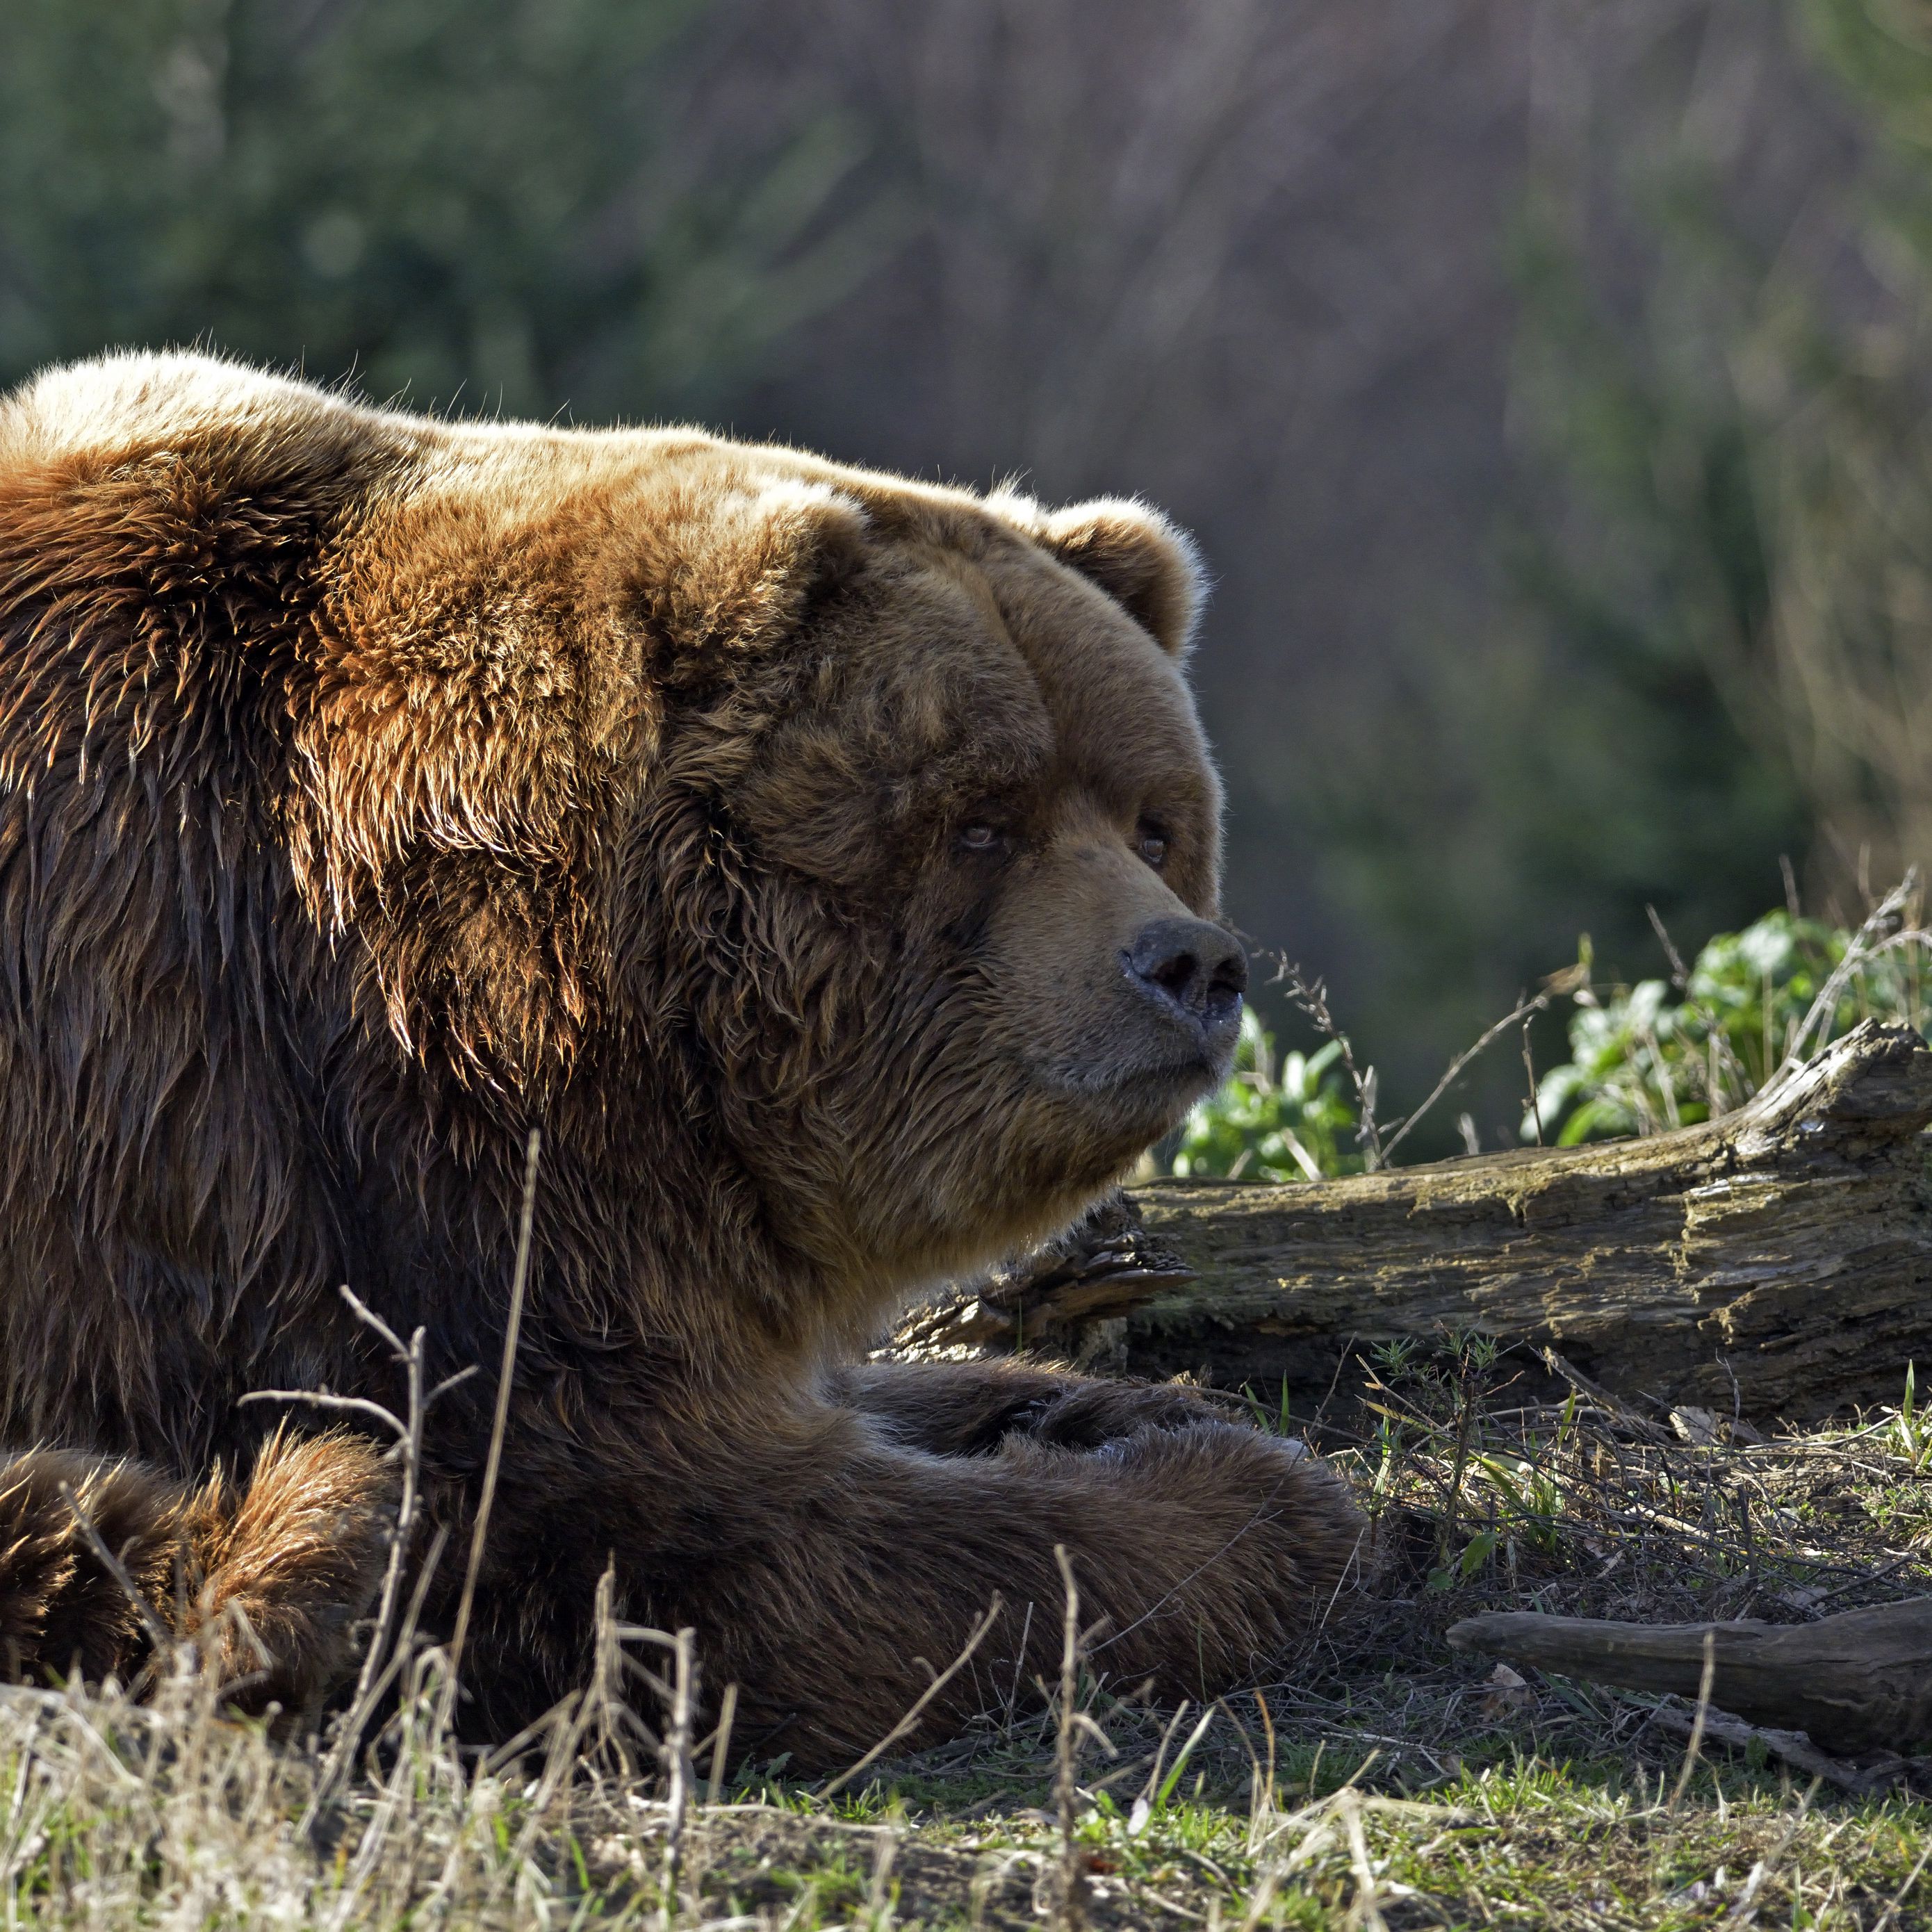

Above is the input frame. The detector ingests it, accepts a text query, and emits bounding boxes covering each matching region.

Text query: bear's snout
[1121,915,1247,1063]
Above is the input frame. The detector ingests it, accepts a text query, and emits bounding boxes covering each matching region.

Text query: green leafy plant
[1168,1009,1361,1181]
[1165,885,1932,1184]
[1529,892,1932,1145]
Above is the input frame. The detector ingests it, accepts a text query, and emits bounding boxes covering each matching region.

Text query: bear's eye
[958,821,1004,856]
[1137,824,1170,868]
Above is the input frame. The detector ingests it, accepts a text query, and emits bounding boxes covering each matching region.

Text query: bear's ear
[636,477,870,671]
[1035,498,1205,656]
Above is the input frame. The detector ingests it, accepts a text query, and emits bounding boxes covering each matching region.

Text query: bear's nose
[1124,917,1248,1047]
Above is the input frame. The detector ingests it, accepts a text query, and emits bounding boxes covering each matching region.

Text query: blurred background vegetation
[5,0,1931,1152]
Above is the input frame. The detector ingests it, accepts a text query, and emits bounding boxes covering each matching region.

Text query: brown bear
[0,352,1365,1766]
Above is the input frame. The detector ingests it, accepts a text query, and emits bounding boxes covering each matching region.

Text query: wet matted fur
[0,352,1365,1765]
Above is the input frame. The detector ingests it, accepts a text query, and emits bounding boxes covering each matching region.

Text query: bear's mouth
[1031,1045,1229,1123]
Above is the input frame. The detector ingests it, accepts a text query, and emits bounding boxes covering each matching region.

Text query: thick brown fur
[0,1429,395,1715]
[0,352,1366,1765]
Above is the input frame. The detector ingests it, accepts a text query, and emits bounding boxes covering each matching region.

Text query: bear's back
[0,350,377,468]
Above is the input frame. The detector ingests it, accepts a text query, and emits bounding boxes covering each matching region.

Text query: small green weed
[1890,1363,1932,1476]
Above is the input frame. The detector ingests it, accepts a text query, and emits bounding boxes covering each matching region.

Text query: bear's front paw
[1004,1377,1247,1451]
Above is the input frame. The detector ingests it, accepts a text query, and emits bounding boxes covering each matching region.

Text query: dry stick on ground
[702,1682,739,1806]
[1665,1631,1718,1810]
[585,1566,649,1778]
[565,1612,699,1819]
[240,1291,477,1819]
[1646,1707,1880,1796]
[652,1628,698,1930]
[915,1020,1932,1421]
[1378,989,1550,1167]
[1448,1595,1932,1757]
[1336,1790,1389,1932]
[444,1127,541,1698]
[347,1523,450,1760]
[333,1289,475,1720]
[1250,1689,1279,1843]
[241,1298,475,1777]
[1051,1545,1088,1932]
[865,1817,903,1929]
[1776,873,1920,1082]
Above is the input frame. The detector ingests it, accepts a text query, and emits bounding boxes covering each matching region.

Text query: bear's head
[295,420,1243,1311]
[603,452,1243,1295]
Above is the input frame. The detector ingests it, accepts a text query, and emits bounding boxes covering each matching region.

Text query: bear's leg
[657,1402,1369,1772]
[179,1428,399,1721]
[0,1448,186,1685]
[0,1431,395,1717]
[831,1357,1247,1455]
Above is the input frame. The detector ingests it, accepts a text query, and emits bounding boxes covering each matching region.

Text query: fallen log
[1446,1597,1932,1756]
[899,1020,1932,1422]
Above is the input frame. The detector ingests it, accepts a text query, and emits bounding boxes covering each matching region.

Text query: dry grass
[11,1342,1932,1929]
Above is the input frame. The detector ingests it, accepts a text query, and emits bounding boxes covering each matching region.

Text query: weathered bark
[900,1020,1932,1423]
[1446,1598,1932,1755]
